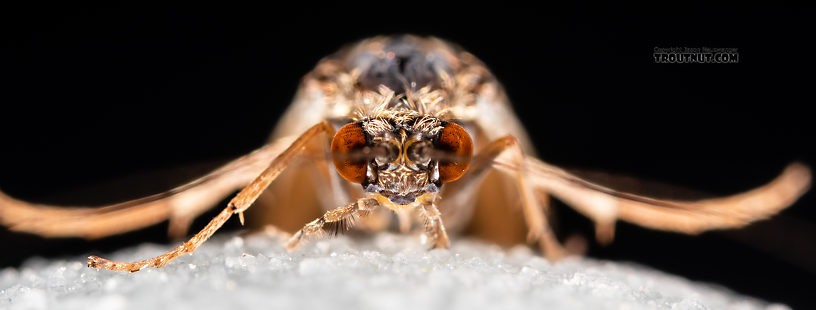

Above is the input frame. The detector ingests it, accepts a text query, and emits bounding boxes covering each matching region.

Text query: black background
[1,3,814,309]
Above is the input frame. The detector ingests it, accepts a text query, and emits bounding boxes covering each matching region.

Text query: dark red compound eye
[331,123,368,183]
[435,122,473,183]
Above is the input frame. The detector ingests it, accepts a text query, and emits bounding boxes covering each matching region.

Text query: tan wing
[510,158,811,242]
[0,136,296,239]
[433,40,542,246]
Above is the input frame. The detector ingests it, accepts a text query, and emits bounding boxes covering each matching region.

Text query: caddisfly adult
[0,35,810,272]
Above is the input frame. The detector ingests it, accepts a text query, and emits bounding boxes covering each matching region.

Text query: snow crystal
[0,232,788,310]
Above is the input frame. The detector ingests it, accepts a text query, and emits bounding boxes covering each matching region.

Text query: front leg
[285,198,380,250]
[421,202,450,249]
[443,136,567,260]
[87,121,335,272]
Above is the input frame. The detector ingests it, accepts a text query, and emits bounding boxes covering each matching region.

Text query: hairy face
[331,117,473,206]
[367,129,438,204]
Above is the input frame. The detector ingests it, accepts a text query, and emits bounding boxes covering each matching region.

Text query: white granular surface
[0,232,788,310]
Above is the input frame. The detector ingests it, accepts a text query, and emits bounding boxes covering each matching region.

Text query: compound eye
[331,123,368,183]
[435,122,473,183]
[373,142,399,167]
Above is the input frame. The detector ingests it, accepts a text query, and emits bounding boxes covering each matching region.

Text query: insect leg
[393,209,413,233]
[285,198,379,250]
[447,136,567,260]
[87,121,335,272]
[248,125,355,233]
[421,202,450,249]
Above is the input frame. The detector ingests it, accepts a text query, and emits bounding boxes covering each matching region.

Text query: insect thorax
[302,35,494,128]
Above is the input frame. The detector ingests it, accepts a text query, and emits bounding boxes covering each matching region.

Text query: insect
[0,35,810,272]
